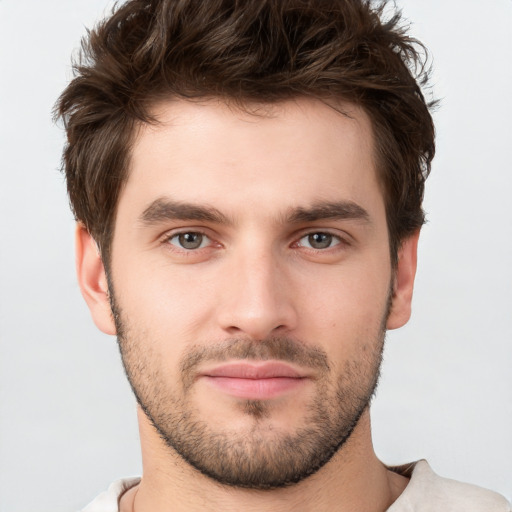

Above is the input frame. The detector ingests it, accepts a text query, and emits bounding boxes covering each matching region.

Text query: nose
[216,245,298,340]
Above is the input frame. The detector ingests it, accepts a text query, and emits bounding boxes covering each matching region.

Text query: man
[55,0,510,510]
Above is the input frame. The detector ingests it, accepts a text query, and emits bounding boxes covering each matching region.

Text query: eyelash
[295,232,344,250]
[162,230,216,252]
[160,229,349,254]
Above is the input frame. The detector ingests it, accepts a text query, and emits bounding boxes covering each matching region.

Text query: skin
[76,97,418,511]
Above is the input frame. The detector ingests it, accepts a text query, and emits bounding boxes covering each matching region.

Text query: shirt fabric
[80,460,511,511]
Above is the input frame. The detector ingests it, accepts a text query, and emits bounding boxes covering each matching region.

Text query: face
[80,97,416,489]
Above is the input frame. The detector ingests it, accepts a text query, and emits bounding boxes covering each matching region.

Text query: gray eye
[170,232,208,250]
[300,232,339,249]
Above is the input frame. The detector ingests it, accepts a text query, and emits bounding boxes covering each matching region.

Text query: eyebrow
[140,198,232,225]
[285,201,370,224]
[139,198,370,226]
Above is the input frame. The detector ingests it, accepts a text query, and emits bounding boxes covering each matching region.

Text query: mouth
[199,361,310,400]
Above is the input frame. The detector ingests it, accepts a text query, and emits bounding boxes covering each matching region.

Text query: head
[57,0,435,490]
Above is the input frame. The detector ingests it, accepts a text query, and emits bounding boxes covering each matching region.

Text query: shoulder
[80,478,141,512]
[388,460,511,512]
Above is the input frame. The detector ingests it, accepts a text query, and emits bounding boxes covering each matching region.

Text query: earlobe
[386,230,420,330]
[75,223,117,335]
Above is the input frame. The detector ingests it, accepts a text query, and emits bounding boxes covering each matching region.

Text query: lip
[203,361,305,379]
[200,361,309,400]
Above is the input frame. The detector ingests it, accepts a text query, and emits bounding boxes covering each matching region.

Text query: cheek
[295,260,391,348]
[112,253,220,341]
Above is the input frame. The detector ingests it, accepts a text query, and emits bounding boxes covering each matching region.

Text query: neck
[120,407,408,512]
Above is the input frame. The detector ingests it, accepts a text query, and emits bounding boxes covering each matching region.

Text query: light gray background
[0,1,511,511]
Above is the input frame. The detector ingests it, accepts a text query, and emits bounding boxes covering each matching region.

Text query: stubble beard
[110,292,389,490]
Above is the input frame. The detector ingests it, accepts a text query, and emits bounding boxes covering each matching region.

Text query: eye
[168,232,210,250]
[298,232,341,250]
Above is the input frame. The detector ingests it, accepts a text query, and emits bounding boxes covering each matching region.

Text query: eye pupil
[179,232,203,249]
[308,233,332,249]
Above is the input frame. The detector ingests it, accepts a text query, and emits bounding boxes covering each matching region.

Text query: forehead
[122,97,383,222]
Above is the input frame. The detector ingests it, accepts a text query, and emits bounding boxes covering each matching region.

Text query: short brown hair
[55,0,435,266]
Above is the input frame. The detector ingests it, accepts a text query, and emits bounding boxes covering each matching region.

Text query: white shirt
[80,460,511,512]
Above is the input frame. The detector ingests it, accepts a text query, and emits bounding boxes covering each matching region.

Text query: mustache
[180,337,330,389]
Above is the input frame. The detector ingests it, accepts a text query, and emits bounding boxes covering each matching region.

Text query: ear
[386,230,420,330]
[75,223,116,335]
